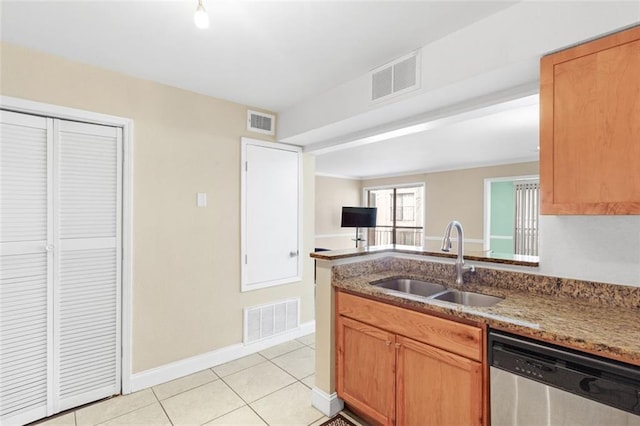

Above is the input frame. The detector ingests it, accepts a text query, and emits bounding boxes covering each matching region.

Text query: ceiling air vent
[247,110,275,135]
[371,51,420,102]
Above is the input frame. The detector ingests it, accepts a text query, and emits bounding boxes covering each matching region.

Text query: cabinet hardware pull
[385,341,391,346]
[395,343,401,349]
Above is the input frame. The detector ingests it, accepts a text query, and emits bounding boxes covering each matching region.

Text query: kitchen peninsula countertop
[311,244,539,267]
[332,267,640,367]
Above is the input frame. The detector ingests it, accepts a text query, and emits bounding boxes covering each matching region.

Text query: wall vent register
[244,298,299,344]
[247,110,275,135]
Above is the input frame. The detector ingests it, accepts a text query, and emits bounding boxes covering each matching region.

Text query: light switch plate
[197,192,207,207]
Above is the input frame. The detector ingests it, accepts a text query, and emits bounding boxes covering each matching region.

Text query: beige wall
[1,42,315,373]
[362,162,539,251]
[315,175,361,250]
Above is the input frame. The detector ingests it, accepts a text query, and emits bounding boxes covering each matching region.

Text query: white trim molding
[424,236,483,244]
[311,386,344,417]
[314,233,354,239]
[130,321,315,392]
[315,172,361,180]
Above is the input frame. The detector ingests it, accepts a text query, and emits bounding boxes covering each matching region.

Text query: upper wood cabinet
[540,26,640,214]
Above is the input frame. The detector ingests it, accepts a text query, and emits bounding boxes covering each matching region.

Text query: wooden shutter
[0,111,52,425]
[55,120,121,411]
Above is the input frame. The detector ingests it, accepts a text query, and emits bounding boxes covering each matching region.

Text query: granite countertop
[334,269,640,366]
[312,244,540,267]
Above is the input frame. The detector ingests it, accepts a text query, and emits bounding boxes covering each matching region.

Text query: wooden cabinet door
[336,316,396,426]
[396,336,483,426]
[540,26,640,214]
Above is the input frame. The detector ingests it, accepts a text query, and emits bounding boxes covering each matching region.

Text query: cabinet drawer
[337,291,483,361]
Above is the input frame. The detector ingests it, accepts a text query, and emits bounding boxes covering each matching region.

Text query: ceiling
[0,1,515,112]
[314,95,540,179]
[2,0,540,179]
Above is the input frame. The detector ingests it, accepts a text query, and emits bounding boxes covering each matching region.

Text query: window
[365,184,424,247]
[396,192,415,221]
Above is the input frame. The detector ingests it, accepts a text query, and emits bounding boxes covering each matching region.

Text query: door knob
[45,244,54,252]
[289,250,299,257]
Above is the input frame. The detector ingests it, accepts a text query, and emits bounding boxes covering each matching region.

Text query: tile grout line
[201,376,254,425]
[209,353,267,379]
[92,399,159,426]
[151,387,175,426]
[268,352,311,382]
[215,360,301,424]
[260,341,308,361]
[242,358,321,424]
[295,337,315,347]
[246,404,270,426]
[307,413,328,426]
[154,375,220,403]
[158,401,175,426]
[201,361,295,426]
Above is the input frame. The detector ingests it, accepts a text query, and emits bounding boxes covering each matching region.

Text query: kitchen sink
[371,279,503,308]
[373,279,447,298]
[432,289,503,307]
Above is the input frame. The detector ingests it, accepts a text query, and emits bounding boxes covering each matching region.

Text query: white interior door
[55,120,121,411]
[242,139,301,291]
[0,111,121,424]
[0,110,52,425]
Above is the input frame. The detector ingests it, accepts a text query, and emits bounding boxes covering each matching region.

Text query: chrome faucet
[441,220,475,285]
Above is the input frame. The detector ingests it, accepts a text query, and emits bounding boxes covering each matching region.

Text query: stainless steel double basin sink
[372,278,503,307]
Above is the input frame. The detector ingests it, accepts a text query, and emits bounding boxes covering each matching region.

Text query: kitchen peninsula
[310,247,640,424]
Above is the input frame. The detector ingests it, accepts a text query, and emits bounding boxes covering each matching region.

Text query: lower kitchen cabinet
[396,336,483,425]
[336,291,485,426]
[337,316,396,425]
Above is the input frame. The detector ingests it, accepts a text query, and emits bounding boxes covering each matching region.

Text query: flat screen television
[341,206,377,228]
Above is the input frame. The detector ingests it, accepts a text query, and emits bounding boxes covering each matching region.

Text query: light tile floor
[34,334,366,426]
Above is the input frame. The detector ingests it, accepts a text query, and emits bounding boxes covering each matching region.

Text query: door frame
[483,174,539,253]
[0,96,135,394]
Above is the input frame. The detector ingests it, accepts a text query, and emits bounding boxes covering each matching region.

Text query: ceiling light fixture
[194,0,210,29]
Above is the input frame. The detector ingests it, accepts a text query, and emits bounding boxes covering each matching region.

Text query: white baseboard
[311,386,344,417]
[130,321,315,393]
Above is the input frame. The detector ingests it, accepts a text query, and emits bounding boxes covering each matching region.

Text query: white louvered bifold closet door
[0,111,52,426]
[55,120,121,412]
[0,111,121,425]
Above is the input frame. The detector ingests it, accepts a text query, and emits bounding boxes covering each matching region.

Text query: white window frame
[0,96,135,394]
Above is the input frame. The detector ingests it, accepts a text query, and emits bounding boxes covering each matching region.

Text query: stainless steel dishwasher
[489,330,640,425]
